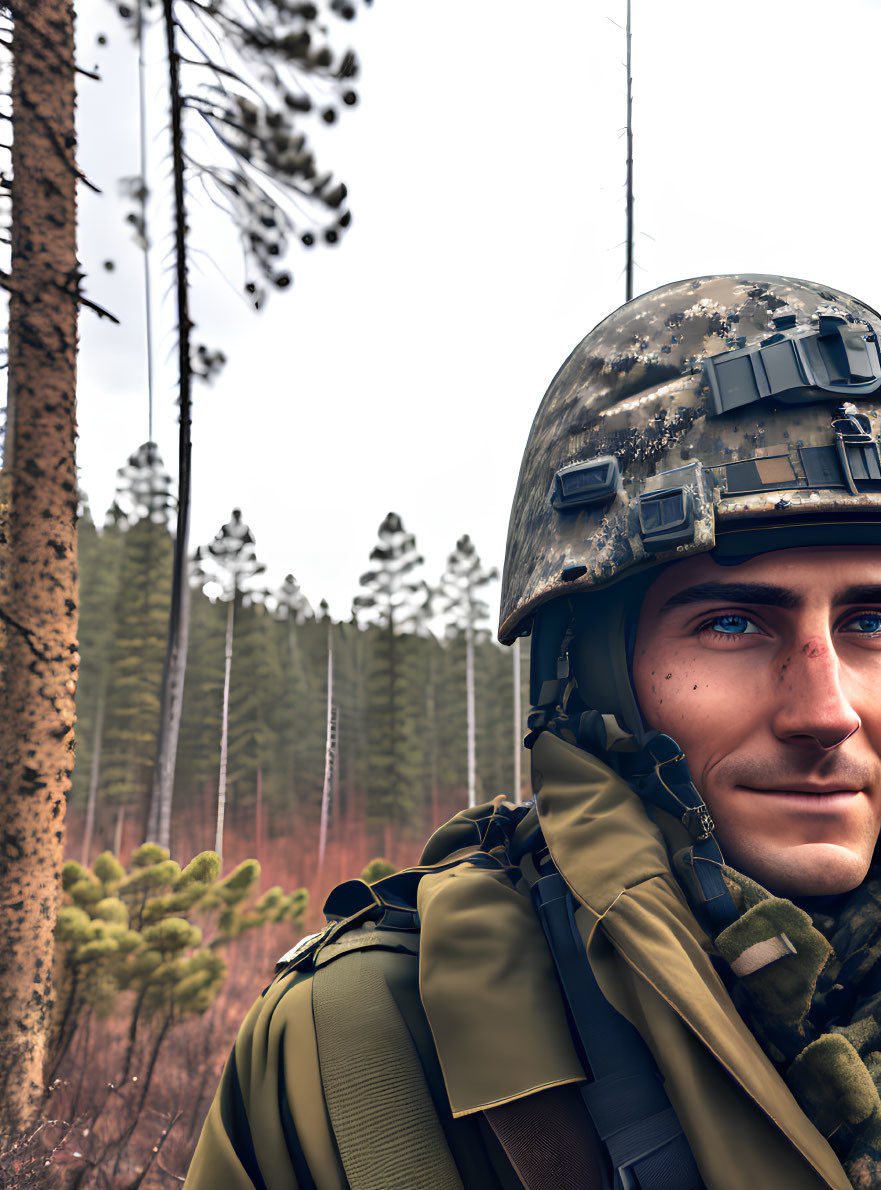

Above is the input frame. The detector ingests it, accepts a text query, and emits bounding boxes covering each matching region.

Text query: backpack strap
[484,1083,608,1189]
[312,941,464,1190]
[530,863,705,1190]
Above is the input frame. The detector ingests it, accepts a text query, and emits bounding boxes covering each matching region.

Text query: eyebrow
[660,581,881,613]
[660,582,800,613]
[836,584,881,606]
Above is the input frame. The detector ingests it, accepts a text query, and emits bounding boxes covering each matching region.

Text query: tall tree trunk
[114,803,126,859]
[317,623,333,873]
[465,623,476,808]
[0,0,79,1140]
[426,652,439,830]
[255,763,263,867]
[215,595,235,863]
[81,687,105,864]
[148,0,193,850]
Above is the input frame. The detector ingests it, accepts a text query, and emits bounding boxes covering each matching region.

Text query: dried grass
[34,795,461,1187]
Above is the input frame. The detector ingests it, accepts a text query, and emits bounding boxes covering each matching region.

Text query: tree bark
[465,622,476,808]
[148,0,193,850]
[81,687,104,865]
[215,594,235,863]
[0,0,79,1141]
[317,623,333,873]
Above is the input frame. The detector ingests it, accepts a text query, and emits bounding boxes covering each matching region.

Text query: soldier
[185,275,881,1189]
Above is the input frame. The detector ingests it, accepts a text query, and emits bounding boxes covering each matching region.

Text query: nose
[771,634,862,751]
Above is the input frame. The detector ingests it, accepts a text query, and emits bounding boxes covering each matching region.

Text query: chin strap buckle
[681,805,715,842]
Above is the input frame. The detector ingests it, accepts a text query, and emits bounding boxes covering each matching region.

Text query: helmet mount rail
[551,410,881,579]
[703,314,881,416]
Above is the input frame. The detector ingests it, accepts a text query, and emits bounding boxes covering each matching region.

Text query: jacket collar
[532,730,850,1189]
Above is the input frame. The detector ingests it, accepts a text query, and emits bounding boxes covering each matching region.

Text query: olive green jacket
[185,733,852,1190]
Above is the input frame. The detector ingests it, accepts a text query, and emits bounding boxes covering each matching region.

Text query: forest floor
[7,797,463,1189]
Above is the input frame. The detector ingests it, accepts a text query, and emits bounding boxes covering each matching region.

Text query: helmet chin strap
[621,732,740,934]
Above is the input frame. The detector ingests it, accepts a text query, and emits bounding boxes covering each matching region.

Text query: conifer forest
[74,467,528,871]
[10,465,529,1185]
[0,0,533,1182]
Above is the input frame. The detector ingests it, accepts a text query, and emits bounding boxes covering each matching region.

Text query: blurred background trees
[70,484,529,872]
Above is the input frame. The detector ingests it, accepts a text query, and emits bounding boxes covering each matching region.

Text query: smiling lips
[749,786,863,796]
[741,785,863,810]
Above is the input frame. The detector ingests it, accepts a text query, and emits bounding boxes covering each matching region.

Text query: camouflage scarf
[715,868,881,1188]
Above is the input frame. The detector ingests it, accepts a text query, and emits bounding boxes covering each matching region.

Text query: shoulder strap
[530,863,705,1190]
[313,946,464,1190]
[484,1083,608,1190]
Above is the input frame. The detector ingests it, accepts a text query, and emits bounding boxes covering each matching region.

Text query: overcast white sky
[73,0,881,625]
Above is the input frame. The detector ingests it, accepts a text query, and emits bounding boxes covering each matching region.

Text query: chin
[732,842,871,898]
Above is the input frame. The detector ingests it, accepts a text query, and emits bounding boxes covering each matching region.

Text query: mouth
[739,785,864,810]
[746,786,863,796]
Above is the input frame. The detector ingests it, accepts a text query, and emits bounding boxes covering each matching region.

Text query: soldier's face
[632,546,881,896]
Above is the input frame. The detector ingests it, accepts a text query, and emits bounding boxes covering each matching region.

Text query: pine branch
[79,293,120,323]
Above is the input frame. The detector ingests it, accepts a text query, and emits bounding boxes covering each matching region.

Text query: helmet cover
[500,275,881,649]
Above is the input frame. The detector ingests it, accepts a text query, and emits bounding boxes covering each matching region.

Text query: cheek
[632,644,752,781]
[851,668,881,745]
[633,643,714,730]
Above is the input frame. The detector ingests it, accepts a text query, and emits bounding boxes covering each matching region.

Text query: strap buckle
[681,806,715,842]
[833,403,881,495]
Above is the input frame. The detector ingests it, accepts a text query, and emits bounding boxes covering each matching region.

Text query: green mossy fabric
[711,864,881,1185]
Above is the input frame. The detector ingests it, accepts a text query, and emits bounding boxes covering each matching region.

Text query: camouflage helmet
[500,274,881,731]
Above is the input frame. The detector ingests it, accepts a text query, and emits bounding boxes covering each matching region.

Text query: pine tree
[334,610,369,824]
[269,584,325,821]
[96,447,174,845]
[72,496,125,861]
[271,573,319,818]
[101,530,174,830]
[225,596,283,857]
[173,587,227,838]
[199,510,266,861]
[133,0,373,849]
[354,513,426,846]
[474,636,513,801]
[440,535,498,807]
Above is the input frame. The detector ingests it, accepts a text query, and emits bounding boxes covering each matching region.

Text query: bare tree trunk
[81,688,105,864]
[255,763,263,867]
[465,623,476,808]
[512,638,522,804]
[426,656,439,829]
[148,0,194,850]
[317,624,333,873]
[114,804,126,859]
[0,0,79,1141]
[215,595,235,863]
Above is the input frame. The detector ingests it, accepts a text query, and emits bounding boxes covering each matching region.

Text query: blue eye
[846,613,881,635]
[707,614,755,635]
